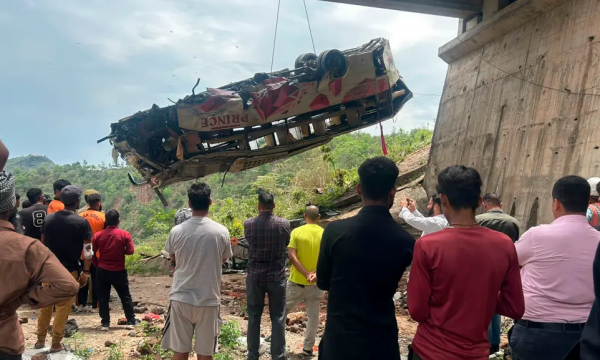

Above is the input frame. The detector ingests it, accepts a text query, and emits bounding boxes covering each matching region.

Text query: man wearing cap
[587,177,600,231]
[36,185,93,353]
[0,170,79,360]
[47,179,71,214]
[78,189,102,215]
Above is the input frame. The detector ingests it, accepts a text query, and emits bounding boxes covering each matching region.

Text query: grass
[126,237,168,275]
[214,351,235,360]
[140,344,173,360]
[107,344,125,360]
[65,332,93,360]
[138,321,162,337]
[218,321,242,348]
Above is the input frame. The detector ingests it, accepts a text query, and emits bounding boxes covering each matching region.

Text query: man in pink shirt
[512,175,600,360]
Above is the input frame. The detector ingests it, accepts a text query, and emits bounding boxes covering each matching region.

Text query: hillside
[10,128,432,249]
[5,155,54,172]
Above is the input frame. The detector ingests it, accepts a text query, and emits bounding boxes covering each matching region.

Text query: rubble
[288,325,300,333]
[64,319,78,338]
[151,307,165,315]
[136,339,160,355]
[286,312,307,326]
[134,306,148,314]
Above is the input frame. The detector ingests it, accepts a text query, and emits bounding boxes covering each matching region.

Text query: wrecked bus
[100,38,412,205]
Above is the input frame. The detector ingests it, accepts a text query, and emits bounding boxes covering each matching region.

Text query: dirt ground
[18,274,419,359]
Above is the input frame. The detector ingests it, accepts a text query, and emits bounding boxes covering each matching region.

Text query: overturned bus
[100,38,413,205]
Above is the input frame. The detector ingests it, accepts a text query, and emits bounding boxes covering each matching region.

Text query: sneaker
[125,318,140,330]
[489,345,500,355]
[100,325,109,331]
[302,349,313,357]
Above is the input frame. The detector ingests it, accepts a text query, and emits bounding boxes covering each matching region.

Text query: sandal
[33,343,45,350]
[48,344,65,353]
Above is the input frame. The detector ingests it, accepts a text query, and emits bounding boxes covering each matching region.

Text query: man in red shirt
[407,165,524,360]
[91,209,137,331]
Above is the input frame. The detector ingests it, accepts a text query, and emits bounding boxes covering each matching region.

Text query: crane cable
[270,0,281,72]
[303,0,316,54]
[270,0,317,72]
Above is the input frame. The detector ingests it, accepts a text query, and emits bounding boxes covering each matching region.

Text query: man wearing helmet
[587,177,600,231]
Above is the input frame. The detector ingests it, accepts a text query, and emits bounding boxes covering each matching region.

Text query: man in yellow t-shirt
[286,205,325,357]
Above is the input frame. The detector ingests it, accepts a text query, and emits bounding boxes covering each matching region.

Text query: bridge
[320,0,482,18]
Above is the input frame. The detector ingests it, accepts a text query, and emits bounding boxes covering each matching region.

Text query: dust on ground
[19,274,418,359]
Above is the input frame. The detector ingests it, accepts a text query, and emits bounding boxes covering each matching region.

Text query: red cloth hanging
[379,121,388,156]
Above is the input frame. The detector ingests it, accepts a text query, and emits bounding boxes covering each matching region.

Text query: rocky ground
[19,273,424,360]
[20,273,509,360]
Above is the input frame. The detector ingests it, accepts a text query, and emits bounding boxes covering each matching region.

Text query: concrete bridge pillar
[424,0,600,230]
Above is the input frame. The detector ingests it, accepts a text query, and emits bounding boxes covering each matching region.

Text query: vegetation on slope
[11,128,432,254]
[5,155,54,172]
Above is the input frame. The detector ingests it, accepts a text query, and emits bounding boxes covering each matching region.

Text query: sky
[0,0,458,165]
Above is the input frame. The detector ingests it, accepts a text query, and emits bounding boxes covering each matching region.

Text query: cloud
[0,0,457,164]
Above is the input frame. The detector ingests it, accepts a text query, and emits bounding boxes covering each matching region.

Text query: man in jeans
[511,176,600,360]
[244,192,290,360]
[36,185,92,352]
[162,183,232,360]
[285,205,324,357]
[92,210,136,330]
[476,192,520,354]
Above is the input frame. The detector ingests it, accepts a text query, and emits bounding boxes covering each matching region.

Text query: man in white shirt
[162,183,233,360]
[400,193,448,236]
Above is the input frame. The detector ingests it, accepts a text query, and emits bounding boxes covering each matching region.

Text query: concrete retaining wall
[425,0,600,230]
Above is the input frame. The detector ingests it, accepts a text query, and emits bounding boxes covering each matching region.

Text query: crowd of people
[1,135,600,360]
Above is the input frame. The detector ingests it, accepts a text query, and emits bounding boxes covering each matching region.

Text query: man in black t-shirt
[19,188,48,240]
[36,185,92,352]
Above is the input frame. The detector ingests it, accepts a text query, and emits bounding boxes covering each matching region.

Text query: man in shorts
[162,183,232,360]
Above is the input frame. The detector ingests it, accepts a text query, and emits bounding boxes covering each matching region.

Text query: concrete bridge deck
[320,0,481,18]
